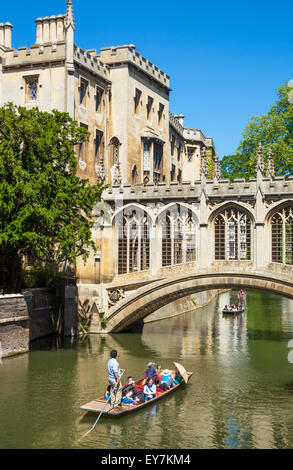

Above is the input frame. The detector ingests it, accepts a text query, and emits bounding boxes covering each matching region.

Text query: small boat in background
[80,362,192,417]
[222,308,244,315]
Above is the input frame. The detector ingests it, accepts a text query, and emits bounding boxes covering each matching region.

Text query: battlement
[183,127,214,148]
[74,46,110,81]
[103,176,293,203]
[3,42,66,68]
[169,112,184,135]
[99,44,170,90]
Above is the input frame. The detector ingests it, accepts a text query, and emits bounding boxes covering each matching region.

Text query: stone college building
[1,1,292,331]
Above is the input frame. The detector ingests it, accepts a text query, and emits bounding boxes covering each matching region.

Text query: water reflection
[0,290,293,449]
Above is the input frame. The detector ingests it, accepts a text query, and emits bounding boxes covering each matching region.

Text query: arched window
[271,206,293,265]
[110,137,120,166]
[117,211,150,274]
[160,206,197,267]
[131,165,138,186]
[214,208,251,260]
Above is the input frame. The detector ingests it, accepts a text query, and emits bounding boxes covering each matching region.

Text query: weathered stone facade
[0,1,215,286]
[0,295,29,357]
[1,3,292,336]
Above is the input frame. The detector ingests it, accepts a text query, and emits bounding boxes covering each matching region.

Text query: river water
[1,290,293,449]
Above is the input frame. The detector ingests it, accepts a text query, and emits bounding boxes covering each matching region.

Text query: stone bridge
[102,266,293,332]
[76,147,293,333]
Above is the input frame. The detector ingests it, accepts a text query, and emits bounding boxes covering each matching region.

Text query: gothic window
[117,212,150,274]
[160,206,197,267]
[153,143,163,184]
[110,137,120,166]
[143,143,150,170]
[271,206,293,265]
[158,103,164,124]
[171,137,175,157]
[96,87,104,113]
[80,78,89,107]
[25,76,39,102]
[134,88,142,113]
[78,123,88,162]
[214,208,251,261]
[171,164,176,182]
[147,96,153,119]
[95,130,104,164]
[132,165,138,186]
[188,149,193,163]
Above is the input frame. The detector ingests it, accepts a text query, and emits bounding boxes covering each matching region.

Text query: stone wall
[0,284,79,358]
[145,289,220,323]
[23,288,59,342]
[0,295,29,358]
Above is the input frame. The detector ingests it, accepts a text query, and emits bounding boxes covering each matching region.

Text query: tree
[221,84,293,180]
[0,103,105,292]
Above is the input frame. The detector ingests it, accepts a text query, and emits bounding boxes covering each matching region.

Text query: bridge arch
[104,271,293,332]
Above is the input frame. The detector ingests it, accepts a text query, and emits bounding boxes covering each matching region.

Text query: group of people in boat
[106,350,182,408]
[223,304,244,313]
[223,290,245,313]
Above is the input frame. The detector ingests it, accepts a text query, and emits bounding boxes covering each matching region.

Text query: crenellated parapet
[102,175,293,204]
[169,112,184,135]
[183,127,215,150]
[99,44,170,90]
[2,42,66,69]
[74,46,110,81]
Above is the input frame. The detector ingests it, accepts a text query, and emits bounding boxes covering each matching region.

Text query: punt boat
[80,362,192,417]
[222,308,245,315]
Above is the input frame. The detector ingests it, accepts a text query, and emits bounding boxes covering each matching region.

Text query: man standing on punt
[108,350,125,407]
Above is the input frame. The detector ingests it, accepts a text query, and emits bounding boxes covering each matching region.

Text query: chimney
[174,114,184,127]
[35,15,65,45]
[0,22,13,48]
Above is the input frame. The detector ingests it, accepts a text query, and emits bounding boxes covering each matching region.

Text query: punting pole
[80,370,125,440]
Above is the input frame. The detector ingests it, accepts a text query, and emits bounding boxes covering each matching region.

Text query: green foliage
[206,149,215,179]
[20,262,63,289]
[100,316,108,329]
[0,103,105,292]
[221,84,293,180]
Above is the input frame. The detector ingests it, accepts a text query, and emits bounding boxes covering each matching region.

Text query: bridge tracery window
[161,207,197,267]
[214,208,251,261]
[117,211,150,275]
[271,206,293,265]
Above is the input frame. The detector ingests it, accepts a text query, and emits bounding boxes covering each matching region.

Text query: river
[1,290,293,449]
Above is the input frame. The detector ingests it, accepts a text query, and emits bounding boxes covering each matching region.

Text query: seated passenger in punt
[144,362,157,379]
[174,367,183,385]
[154,376,168,392]
[144,378,157,401]
[121,376,145,405]
[122,376,137,399]
[160,369,176,388]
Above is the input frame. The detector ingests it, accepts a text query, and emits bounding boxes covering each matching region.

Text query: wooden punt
[222,308,244,315]
[80,367,193,417]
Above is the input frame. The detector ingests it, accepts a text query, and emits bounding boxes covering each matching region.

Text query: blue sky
[1,0,293,157]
